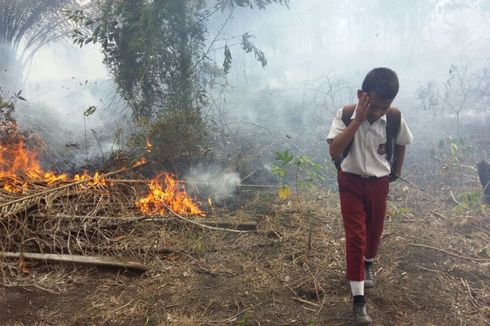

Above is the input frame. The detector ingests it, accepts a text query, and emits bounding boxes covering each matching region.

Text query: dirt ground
[1,181,489,325]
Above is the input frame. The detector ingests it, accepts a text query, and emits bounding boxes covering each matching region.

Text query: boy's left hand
[389,170,399,182]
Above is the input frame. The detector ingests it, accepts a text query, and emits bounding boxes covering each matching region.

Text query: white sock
[364,257,374,263]
[350,281,364,296]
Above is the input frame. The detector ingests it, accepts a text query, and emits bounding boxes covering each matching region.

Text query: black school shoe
[353,302,373,325]
[364,263,376,288]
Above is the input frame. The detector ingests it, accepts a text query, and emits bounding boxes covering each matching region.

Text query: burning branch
[0,164,144,216]
[136,172,204,217]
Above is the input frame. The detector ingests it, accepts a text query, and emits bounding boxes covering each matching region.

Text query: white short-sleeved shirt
[327,107,413,177]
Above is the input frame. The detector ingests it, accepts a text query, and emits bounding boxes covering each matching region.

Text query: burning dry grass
[0,169,208,266]
[0,100,224,285]
[0,142,209,282]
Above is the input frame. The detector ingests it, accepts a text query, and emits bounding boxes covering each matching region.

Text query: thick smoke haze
[206,0,490,170]
[8,0,490,176]
[15,43,133,170]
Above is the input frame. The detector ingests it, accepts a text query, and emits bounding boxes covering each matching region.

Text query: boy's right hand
[353,92,370,124]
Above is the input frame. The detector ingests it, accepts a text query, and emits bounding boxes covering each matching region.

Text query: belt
[359,174,378,179]
[342,171,380,179]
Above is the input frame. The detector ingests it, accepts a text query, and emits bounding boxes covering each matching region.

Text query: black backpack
[333,104,401,171]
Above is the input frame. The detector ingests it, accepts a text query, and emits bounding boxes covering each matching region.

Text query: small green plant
[478,247,489,258]
[271,149,326,250]
[387,202,411,218]
[191,236,207,255]
[453,191,486,214]
[238,313,250,326]
[431,137,473,169]
[271,149,326,199]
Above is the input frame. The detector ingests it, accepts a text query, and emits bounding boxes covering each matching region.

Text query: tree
[70,0,286,119]
[69,0,288,170]
[0,0,75,93]
[417,64,490,138]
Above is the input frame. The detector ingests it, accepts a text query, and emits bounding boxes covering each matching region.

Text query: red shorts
[338,170,389,281]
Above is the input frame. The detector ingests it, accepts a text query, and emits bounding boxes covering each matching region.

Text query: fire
[0,139,106,192]
[2,181,28,193]
[133,157,146,167]
[0,105,198,219]
[0,140,42,192]
[74,171,91,182]
[88,172,107,186]
[73,171,107,186]
[0,140,43,179]
[44,172,68,185]
[137,173,204,216]
[145,138,152,152]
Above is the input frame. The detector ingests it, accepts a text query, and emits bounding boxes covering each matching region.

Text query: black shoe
[353,302,373,325]
[364,263,376,288]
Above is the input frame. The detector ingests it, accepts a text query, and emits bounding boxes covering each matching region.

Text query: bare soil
[1,184,489,325]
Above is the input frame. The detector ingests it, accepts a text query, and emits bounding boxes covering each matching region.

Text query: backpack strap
[385,107,401,164]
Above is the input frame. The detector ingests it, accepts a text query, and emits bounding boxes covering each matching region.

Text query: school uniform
[327,106,413,281]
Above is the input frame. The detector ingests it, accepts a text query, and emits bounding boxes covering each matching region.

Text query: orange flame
[0,139,107,192]
[133,157,146,167]
[137,173,204,216]
[44,172,68,185]
[74,171,91,182]
[73,171,107,186]
[2,181,28,193]
[145,138,152,153]
[88,172,107,186]
[0,140,43,179]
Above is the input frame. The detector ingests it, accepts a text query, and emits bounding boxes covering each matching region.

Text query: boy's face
[357,90,393,121]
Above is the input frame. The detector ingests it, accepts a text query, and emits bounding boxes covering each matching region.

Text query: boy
[327,67,413,325]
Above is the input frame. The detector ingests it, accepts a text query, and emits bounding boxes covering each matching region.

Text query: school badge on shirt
[378,143,387,155]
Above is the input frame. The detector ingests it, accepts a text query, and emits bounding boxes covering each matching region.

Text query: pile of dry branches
[0,166,158,275]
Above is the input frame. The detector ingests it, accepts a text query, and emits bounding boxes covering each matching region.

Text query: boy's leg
[339,172,373,324]
[363,177,389,287]
[364,177,389,259]
[338,171,368,282]
[338,171,374,324]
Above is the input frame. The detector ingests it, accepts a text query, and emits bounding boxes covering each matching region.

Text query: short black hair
[361,67,399,99]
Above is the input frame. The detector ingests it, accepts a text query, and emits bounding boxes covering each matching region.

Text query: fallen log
[1,252,148,272]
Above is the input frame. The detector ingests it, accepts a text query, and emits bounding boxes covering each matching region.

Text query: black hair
[361,67,399,99]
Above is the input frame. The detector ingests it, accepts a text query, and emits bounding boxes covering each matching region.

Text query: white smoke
[185,167,241,202]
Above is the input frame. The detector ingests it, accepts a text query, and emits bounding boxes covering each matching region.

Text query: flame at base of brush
[0,139,108,192]
[137,172,204,216]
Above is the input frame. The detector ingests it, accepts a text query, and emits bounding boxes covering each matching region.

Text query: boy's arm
[328,120,361,159]
[390,145,406,180]
[329,92,371,158]
[391,115,413,181]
